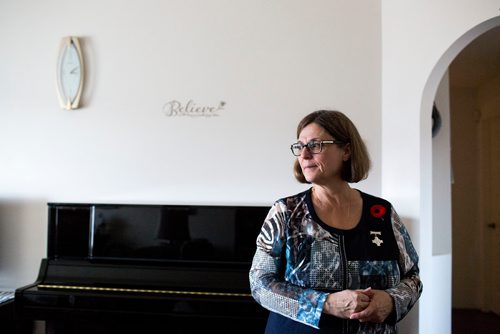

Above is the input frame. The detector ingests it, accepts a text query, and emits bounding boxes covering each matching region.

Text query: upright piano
[15,203,270,333]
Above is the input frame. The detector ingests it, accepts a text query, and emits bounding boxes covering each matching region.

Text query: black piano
[14,203,270,333]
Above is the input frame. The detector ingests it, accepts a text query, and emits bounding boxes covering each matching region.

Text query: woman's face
[297,122,350,184]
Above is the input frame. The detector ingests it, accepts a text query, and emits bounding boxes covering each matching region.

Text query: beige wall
[450,85,482,308]
[451,74,500,309]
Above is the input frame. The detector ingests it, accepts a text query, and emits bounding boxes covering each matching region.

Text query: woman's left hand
[349,289,394,323]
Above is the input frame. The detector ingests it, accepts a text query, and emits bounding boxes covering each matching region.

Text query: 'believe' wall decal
[162,100,226,117]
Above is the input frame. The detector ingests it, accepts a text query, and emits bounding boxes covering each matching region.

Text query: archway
[421,15,500,333]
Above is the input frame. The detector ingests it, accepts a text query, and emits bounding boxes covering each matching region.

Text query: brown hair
[293,110,371,183]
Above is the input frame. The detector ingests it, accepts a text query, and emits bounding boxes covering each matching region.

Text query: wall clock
[56,36,84,110]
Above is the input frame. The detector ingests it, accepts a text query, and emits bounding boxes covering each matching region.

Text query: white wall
[0,1,381,285]
[433,74,452,257]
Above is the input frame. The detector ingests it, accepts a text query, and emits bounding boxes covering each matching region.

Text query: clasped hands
[323,288,394,323]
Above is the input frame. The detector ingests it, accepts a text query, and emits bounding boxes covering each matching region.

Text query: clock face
[60,43,81,101]
[57,36,84,110]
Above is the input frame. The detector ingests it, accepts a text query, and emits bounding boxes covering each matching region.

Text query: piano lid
[47,203,270,269]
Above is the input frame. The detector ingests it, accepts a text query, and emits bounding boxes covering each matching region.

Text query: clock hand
[70,67,79,74]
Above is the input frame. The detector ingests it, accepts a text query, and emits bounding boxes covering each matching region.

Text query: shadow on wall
[0,199,48,289]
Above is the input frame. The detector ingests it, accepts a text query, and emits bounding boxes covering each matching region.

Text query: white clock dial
[61,43,81,101]
[56,36,84,110]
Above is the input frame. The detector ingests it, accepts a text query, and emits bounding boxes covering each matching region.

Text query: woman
[249,110,422,333]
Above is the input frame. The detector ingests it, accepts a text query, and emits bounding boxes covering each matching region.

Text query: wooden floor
[452,308,500,334]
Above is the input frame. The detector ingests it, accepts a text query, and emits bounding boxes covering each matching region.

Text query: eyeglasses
[290,140,344,156]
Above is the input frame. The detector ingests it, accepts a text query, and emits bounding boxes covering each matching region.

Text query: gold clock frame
[56,36,84,110]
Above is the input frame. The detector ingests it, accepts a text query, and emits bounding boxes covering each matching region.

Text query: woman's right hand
[323,288,372,319]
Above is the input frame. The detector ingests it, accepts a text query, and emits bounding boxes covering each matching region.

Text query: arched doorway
[422,15,500,333]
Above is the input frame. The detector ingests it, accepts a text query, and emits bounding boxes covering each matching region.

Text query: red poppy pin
[370,204,386,218]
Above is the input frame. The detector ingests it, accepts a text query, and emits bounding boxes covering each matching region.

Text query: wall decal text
[162,100,226,117]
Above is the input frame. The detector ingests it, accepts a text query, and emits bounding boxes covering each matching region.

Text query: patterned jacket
[249,189,422,333]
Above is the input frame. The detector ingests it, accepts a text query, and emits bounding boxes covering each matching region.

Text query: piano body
[15,203,269,333]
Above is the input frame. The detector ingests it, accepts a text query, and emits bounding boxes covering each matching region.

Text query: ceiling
[449,25,500,88]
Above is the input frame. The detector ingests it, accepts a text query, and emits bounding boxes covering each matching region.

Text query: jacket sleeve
[249,201,328,329]
[385,207,423,322]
